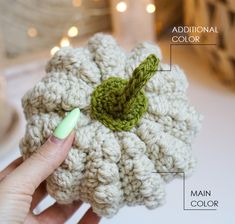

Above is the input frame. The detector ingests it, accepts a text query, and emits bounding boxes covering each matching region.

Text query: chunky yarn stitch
[91,54,159,131]
[20,33,202,217]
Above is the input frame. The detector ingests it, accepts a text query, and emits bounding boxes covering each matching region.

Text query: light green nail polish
[53,108,80,139]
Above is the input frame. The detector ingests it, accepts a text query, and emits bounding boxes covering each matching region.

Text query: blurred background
[0,0,234,223]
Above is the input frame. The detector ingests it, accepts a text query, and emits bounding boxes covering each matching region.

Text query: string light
[50,46,60,55]
[60,37,70,47]
[67,26,78,37]
[116,1,127,12]
[72,0,82,7]
[146,3,156,14]
[27,27,37,37]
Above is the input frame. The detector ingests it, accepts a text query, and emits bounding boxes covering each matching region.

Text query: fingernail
[53,108,80,140]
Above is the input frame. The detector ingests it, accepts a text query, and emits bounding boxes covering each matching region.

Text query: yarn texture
[20,33,202,217]
[91,54,159,131]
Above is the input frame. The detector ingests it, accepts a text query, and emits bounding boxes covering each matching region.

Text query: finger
[1,132,75,195]
[1,108,80,195]
[78,207,101,224]
[36,201,82,224]
[0,157,23,181]
[30,182,47,210]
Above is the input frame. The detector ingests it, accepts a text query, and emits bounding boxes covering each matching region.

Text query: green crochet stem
[119,54,159,115]
[91,54,159,131]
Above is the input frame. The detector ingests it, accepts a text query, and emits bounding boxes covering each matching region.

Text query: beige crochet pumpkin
[20,33,202,217]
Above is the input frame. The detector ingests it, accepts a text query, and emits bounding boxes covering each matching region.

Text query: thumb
[6,133,74,194]
[2,108,80,195]
[0,134,75,224]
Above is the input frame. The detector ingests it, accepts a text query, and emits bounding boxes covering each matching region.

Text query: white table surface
[1,37,234,224]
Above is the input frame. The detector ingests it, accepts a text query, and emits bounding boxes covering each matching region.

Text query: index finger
[78,208,101,224]
[1,132,75,195]
[0,157,23,181]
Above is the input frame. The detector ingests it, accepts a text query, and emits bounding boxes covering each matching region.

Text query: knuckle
[32,150,58,172]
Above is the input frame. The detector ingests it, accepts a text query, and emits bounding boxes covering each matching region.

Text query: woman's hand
[0,108,101,224]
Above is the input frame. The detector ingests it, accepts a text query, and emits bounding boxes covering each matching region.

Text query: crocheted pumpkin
[20,33,202,217]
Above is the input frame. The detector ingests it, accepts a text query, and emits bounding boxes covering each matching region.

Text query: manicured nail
[53,108,80,140]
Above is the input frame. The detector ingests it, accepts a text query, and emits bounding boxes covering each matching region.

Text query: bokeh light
[146,3,156,14]
[116,1,127,13]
